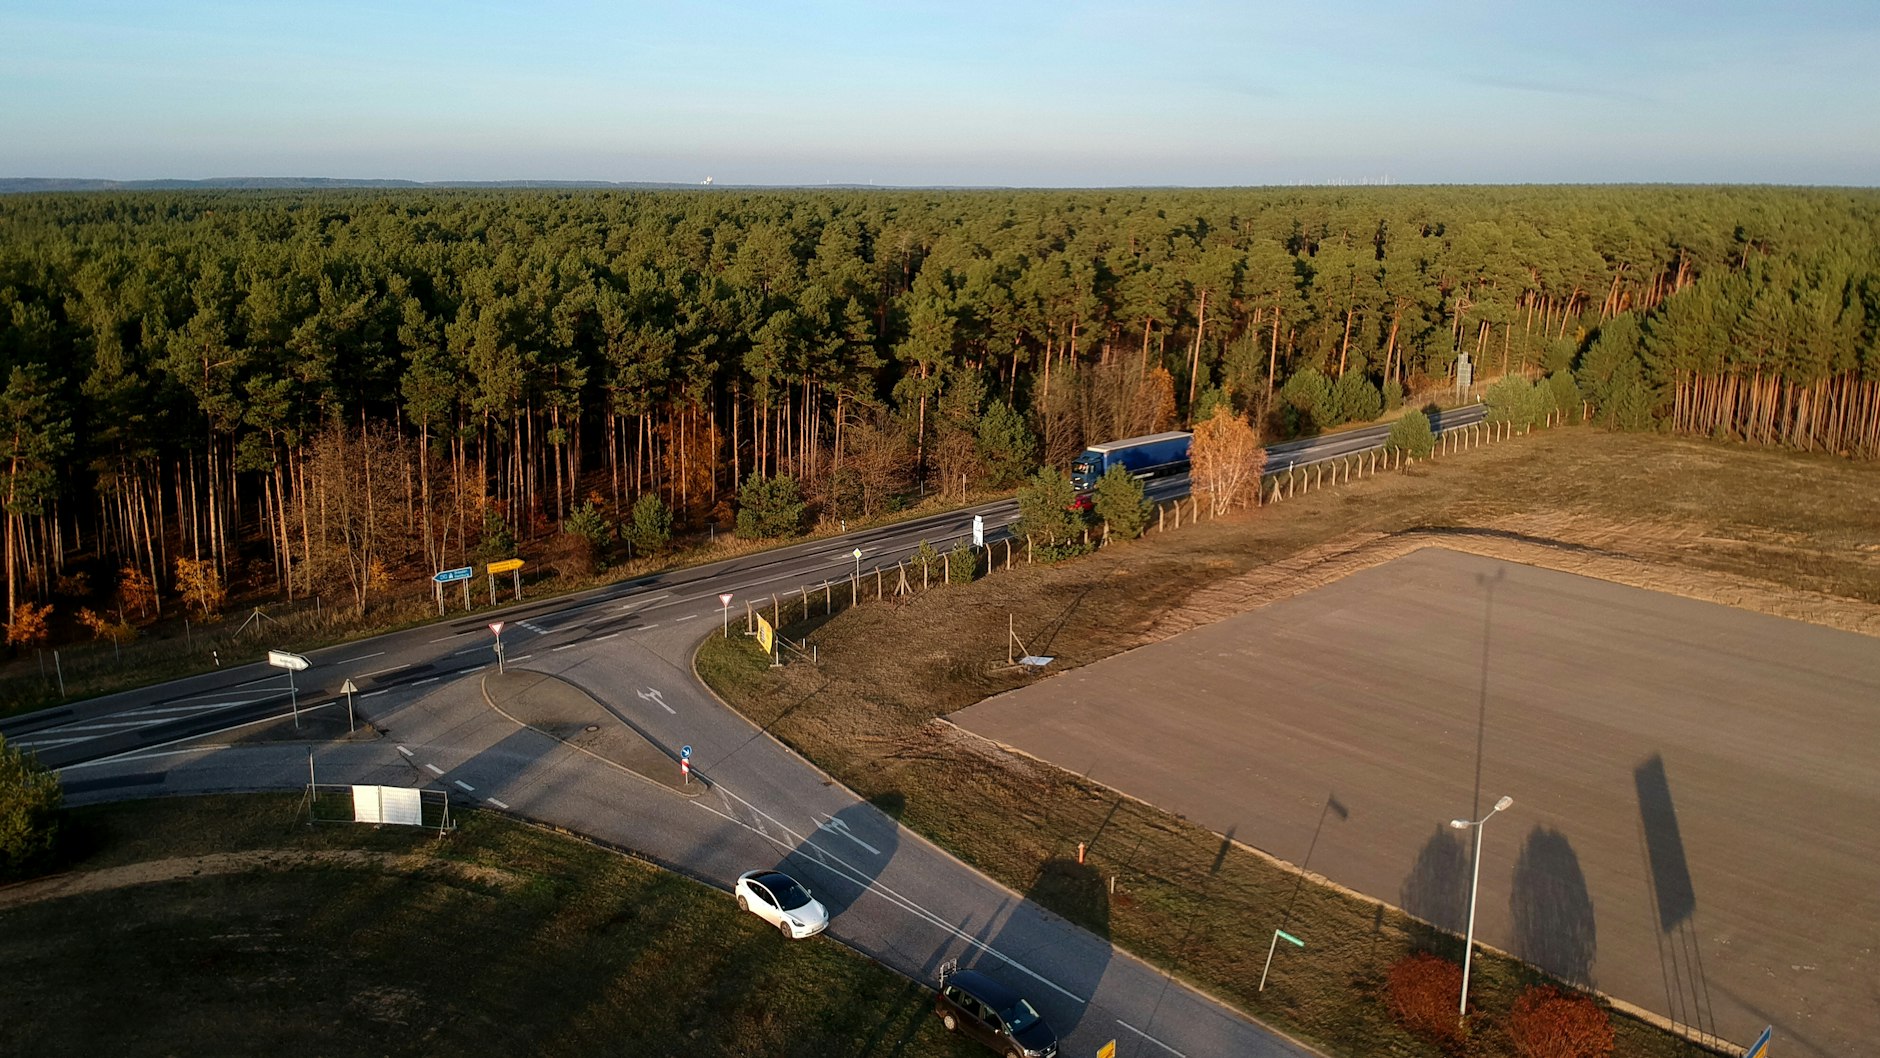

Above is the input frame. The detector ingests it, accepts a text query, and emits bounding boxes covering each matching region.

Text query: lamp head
[1448,819,1469,830]
[1493,795,1514,813]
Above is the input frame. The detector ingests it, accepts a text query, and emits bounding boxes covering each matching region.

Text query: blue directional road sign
[432,566,474,584]
[681,745,692,760]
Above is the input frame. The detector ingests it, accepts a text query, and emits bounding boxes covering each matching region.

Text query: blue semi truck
[1069,430,1193,493]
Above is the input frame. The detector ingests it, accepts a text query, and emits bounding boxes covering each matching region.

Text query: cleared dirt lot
[951,547,1880,1058]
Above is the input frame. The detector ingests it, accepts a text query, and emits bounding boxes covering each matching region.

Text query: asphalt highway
[2,408,1485,1058]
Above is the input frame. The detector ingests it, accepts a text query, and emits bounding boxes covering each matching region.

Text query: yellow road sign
[1097,1041,1116,1058]
[486,558,524,575]
[755,614,775,653]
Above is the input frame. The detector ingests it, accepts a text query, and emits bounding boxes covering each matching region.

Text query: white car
[735,869,829,939]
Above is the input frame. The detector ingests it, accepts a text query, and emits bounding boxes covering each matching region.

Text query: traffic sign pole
[719,593,733,638]
[1259,928,1306,992]
[340,678,358,734]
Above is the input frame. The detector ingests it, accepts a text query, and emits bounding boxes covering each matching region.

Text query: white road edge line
[1116,1020,1187,1057]
[486,798,510,809]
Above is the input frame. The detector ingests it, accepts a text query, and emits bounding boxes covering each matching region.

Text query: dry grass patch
[698,428,1880,1058]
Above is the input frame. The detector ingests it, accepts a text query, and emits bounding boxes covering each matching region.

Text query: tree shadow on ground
[985,855,1109,1036]
[1509,824,1597,987]
[1400,824,1470,957]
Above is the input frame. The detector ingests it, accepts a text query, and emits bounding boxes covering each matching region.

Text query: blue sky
[4,0,1877,186]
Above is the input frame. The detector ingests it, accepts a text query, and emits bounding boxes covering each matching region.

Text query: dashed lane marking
[413,676,441,685]
[552,642,581,652]
[397,745,414,757]
[363,690,390,698]
[359,664,410,679]
[595,632,620,641]
[454,780,476,792]
[674,614,698,622]
[336,651,385,665]
[487,798,510,809]
[509,654,532,663]
[424,763,444,775]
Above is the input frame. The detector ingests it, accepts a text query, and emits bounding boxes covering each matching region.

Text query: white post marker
[719,593,733,638]
[489,621,505,673]
[972,513,984,548]
[339,678,358,734]
[266,649,311,730]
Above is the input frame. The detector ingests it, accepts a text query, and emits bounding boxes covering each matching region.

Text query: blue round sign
[681,745,692,760]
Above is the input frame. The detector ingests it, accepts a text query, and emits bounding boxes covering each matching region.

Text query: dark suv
[934,965,1059,1058]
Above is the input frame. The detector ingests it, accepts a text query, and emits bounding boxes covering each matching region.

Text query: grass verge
[695,427,1880,1058]
[0,794,980,1058]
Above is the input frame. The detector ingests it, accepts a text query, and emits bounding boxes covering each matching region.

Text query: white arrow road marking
[815,814,880,855]
[1117,1020,1187,1057]
[635,687,675,714]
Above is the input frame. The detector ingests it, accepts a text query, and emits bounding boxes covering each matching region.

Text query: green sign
[1276,929,1305,948]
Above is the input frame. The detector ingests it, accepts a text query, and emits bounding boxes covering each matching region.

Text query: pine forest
[2,185,1878,631]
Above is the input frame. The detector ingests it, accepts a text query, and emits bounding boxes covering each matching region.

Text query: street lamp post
[1449,794,1513,1020]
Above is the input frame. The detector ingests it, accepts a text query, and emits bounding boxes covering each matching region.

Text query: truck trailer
[1069,430,1193,493]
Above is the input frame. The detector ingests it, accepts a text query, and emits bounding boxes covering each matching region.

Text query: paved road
[951,547,1880,1058]
[3,407,1488,1058]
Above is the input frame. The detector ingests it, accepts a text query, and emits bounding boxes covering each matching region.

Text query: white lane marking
[1117,1020,1187,1057]
[413,676,441,685]
[821,545,878,562]
[43,718,191,734]
[815,814,880,855]
[424,763,444,775]
[595,632,620,642]
[123,697,279,718]
[509,654,533,663]
[364,689,390,698]
[429,633,466,643]
[359,664,410,679]
[552,642,581,652]
[612,592,672,613]
[464,665,487,673]
[336,651,385,665]
[635,687,675,714]
[690,794,1084,1006]
[487,798,510,809]
[640,623,660,630]
[57,745,216,771]
[397,745,415,757]
[454,780,476,792]
[454,645,496,656]
[10,736,90,749]
[519,621,546,634]
[674,614,698,622]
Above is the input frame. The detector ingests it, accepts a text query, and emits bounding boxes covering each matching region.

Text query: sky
[3,0,1878,187]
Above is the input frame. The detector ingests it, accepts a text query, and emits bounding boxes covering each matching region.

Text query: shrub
[1387,407,1436,459]
[1383,377,1406,412]
[0,735,62,880]
[911,540,941,585]
[1547,372,1582,423]
[735,474,806,540]
[475,508,518,563]
[1508,986,1614,1058]
[1013,467,1083,548]
[1278,367,1335,435]
[1386,952,1464,1050]
[6,602,52,649]
[946,540,977,584]
[76,606,136,645]
[1092,465,1150,540]
[173,556,225,618]
[975,400,1037,488]
[626,492,674,555]
[563,500,613,554]
[1332,371,1383,424]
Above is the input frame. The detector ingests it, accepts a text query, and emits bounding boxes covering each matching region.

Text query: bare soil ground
[696,426,1880,1058]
